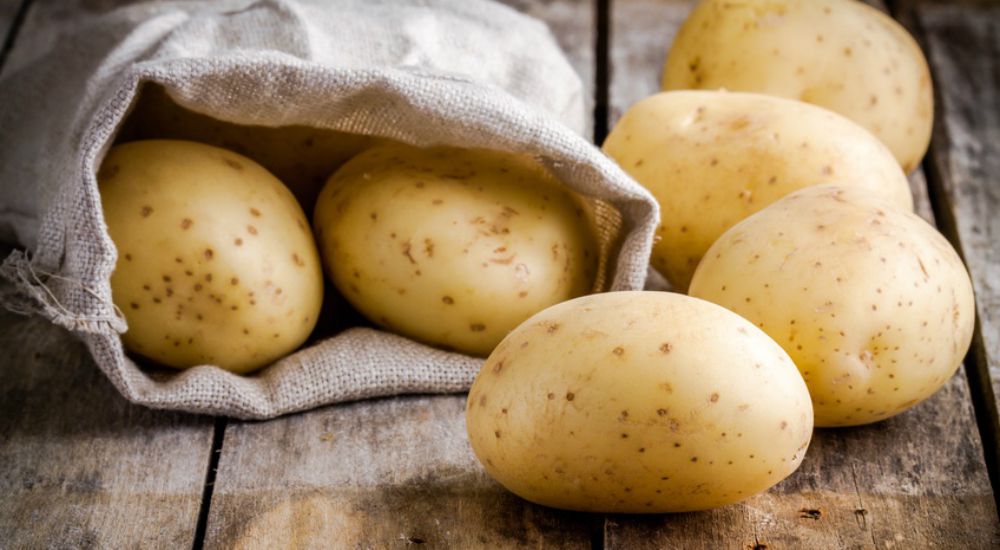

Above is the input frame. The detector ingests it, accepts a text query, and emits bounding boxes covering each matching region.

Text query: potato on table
[604,90,912,291]
[690,185,975,427]
[466,291,813,513]
[313,143,598,357]
[663,0,933,172]
[100,140,324,374]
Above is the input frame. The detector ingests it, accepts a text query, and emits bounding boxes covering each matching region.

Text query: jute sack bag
[0,0,659,419]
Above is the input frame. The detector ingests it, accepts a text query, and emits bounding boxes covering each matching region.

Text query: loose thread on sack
[2,250,125,330]
[28,265,125,321]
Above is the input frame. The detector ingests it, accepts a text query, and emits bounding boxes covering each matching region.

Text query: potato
[603,90,912,291]
[118,84,374,211]
[99,140,324,374]
[689,185,975,427]
[313,143,598,357]
[466,291,813,513]
[662,0,933,172]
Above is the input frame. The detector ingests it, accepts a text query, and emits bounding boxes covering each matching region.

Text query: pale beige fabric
[0,0,659,418]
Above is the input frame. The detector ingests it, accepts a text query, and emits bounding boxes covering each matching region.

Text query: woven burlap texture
[0,0,659,419]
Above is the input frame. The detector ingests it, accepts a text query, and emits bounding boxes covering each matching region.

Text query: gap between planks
[594,0,612,145]
[192,417,228,550]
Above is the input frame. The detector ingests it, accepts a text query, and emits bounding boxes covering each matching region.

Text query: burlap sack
[0,0,659,419]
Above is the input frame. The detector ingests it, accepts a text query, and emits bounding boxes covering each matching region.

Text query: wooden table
[1,0,998,547]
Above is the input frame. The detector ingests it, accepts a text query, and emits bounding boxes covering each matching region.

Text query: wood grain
[605,0,998,546]
[205,396,595,548]
[0,307,215,548]
[913,0,1000,481]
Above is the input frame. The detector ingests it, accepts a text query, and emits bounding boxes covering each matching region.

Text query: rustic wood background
[0,0,998,548]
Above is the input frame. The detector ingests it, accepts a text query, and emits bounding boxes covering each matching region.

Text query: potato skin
[689,185,975,427]
[663,0,933,172]
[466,291,813,513]
[100,140,324,374]
[313,143,598,357]
[603,90,912,291]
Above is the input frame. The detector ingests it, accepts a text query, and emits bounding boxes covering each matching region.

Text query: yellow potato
[604,90,912,291]
[466,291,813,513]
[100,140,324,374]
[690,185,975,427]
[119,84,374,211]
[663,0,933,172]
[313,143,598,357]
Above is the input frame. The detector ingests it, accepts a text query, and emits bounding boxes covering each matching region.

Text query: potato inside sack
[689,185,975,427]
[313,143,600,357]
[662,0,933,172]
[603,90,912,291]
[466,291,813,513]
[118,84,375,212]
[99,140,324,374]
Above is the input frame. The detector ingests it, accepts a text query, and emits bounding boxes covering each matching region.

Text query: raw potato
[466,291,813,513]
[100,140,324,374]
[663,0,933,172]
[313,143,598,357]
[119,84,374,211]
[689,185,975,427]
[603,90,912,291]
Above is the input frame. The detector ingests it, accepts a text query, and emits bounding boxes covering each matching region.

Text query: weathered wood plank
[911,0,1000,493]
[0,305,215,548]
[606,0,997,546]
[202,1,600,546]
[205,396,595,548]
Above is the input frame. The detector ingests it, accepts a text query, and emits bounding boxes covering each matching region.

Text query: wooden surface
[206,396,596,548]
[0,308,215,548]
[0,0,999,548]
[914,0,1000,499]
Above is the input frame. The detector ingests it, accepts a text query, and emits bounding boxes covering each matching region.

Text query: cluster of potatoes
[466,0,974,514]
[101,113,599,373]
[99,0,973,517]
